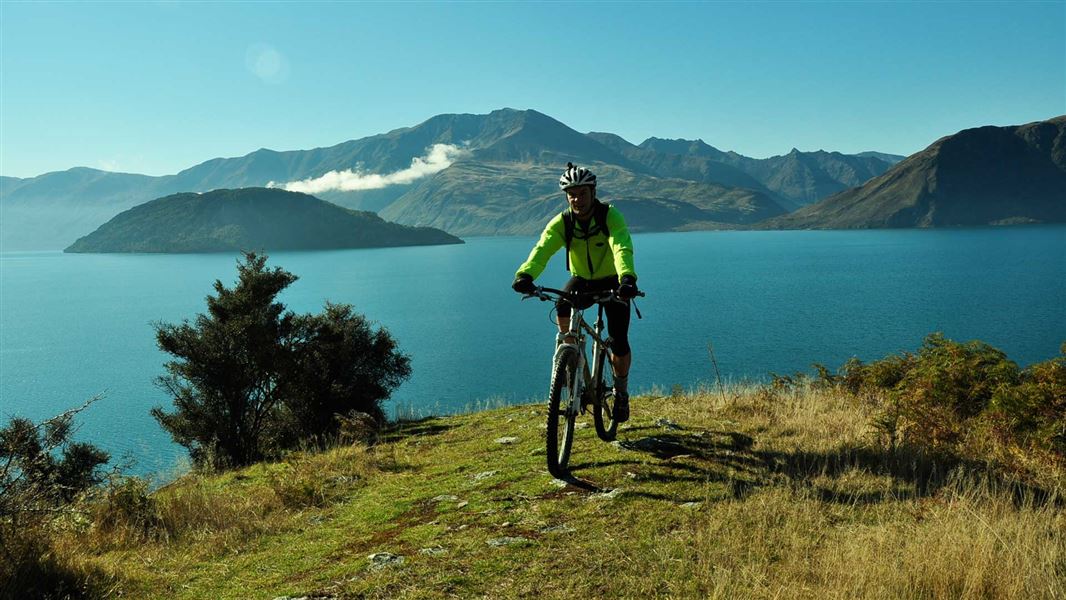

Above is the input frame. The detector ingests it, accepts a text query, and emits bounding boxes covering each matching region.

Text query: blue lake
[2,227,1064,475]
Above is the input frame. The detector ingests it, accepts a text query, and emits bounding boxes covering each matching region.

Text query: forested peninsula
[64,187,462,253]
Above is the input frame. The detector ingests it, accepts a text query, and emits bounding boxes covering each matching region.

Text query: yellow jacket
[516,203,637,281]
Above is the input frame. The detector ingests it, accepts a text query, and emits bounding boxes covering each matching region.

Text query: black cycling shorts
[556,275,632,357]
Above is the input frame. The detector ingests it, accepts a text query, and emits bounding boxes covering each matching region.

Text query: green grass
[56,386,1066,599]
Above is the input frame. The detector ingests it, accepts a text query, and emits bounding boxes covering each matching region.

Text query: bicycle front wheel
[546,346,578,478]
[592,346,618,441]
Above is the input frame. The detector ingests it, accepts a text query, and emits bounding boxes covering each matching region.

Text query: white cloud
[270,144,468,194]
[96,159,121,172]
[95,154,146,173]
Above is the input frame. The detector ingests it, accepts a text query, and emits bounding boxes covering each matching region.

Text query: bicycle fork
[552,335,587,419]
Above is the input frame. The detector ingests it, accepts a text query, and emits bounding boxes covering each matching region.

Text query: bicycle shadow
[560,428,759,502]
[549,472,607,493]
[564,423,1054,507]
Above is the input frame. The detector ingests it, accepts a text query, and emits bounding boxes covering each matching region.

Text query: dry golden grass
[37,385,1066,599]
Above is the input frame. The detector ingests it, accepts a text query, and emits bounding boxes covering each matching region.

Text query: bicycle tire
[546,346,578,478]
[592,345,618,441]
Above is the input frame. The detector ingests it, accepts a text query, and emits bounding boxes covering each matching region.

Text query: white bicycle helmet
[559,162,597,190]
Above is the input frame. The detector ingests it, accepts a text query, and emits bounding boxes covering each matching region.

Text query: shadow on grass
[550,472,604,493]
[1,536,117,600]
[577,427,1062,507]
[765,445,1064,507]
[382,417,458,442]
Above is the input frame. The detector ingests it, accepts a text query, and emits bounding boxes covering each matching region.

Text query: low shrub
[822,334,1066,481]
[0,402,111,599]
[91,476,161,544]
[990,343,1066,457]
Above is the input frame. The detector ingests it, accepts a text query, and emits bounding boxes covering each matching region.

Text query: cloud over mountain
[270,143,468,193]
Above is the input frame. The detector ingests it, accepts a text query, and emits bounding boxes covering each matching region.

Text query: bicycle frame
[553,302,613,417]
[524,284,643,476]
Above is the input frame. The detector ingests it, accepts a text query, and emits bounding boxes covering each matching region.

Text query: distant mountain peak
[2,107,925,250]
[760,116,1066,229]
[638,137,725,157]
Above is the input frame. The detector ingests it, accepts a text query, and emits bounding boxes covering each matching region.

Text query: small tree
[276,303,411,447]
[151,252,410,470]
[0,400,110,596]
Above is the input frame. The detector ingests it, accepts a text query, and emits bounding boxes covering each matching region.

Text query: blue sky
[2,1,1063,178]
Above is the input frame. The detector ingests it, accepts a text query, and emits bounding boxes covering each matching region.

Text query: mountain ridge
[4,108,891,249]
[759,116,1066,229]
[0,108,1000,250]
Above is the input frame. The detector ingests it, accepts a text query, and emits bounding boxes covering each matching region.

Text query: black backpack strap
[595,202,611,238]
[562,210,574,272]
[562,202,612,274]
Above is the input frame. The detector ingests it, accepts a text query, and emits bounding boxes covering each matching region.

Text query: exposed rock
[494,436,519,444]
[327,474,361,487]
[432,494,459,503]
[471,470,498,482]
[487,536,533,547]
[589,488,624,501]
[655,418,682,430]
[367,552,405,570]
[419,546,447,556]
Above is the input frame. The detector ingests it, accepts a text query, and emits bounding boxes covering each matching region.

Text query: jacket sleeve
[515,214,566,280]
[606,206,637,281]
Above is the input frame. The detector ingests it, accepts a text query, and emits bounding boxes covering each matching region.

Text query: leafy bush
[92,476,161,544]
[829,334,1066,477]
[0,402,111,598]
[151,252,410,471]
[990,342,1066,457]
[274,303,410,448]
[838,353,917,396]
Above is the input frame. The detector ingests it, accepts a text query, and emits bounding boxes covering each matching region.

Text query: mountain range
[1,109,903,250]
[761,116,1066,228]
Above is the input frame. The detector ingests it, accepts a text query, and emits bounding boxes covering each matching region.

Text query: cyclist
[512,162,640,422]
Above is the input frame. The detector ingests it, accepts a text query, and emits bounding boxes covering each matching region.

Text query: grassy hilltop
[45,382,1065,599]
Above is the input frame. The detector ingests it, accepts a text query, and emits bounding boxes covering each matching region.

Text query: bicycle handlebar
[521,286,645,305]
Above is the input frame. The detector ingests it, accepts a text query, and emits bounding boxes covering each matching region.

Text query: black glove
[618,275,639,299]
[512,274,535,294]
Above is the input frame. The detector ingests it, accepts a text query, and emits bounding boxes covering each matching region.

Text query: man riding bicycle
[512,163,640,422]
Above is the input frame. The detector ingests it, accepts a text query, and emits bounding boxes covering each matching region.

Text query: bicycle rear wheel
[592,346,618,441]
[546,346,578,478]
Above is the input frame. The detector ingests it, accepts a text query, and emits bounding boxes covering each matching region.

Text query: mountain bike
[522,286,645,478]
